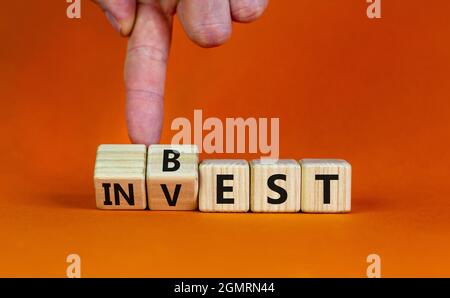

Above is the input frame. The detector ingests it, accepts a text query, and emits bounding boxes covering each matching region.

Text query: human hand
[93,0,269,144]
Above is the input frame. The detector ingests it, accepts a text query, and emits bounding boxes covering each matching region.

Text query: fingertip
[128,130,161,146]
[230,0,268,23]
[126,93,164,146]
[190,23,232,48]
[109,13,135,37]
[98,0,136,36]
[119,17,136,37]
[177,0,232,48]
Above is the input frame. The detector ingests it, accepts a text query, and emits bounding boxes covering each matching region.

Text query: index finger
[125,2,173,145]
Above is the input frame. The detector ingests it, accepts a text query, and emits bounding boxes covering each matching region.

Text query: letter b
[163,150,181,172]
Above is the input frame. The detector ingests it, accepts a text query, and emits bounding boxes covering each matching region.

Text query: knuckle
[127,45,168,63]
[125,89,164,103]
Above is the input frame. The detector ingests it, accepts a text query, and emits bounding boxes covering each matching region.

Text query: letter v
[160,184,182,206]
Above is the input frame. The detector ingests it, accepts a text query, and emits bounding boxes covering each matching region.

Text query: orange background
[0,0,449,277]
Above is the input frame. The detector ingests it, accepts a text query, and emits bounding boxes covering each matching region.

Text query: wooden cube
[199,160,249,212]
[250,159,301,212]
[300,159,351,213]
[147,145,199,210]
[94,144,147,210]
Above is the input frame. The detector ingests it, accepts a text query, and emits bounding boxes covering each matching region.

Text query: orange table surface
[0,1,449,277]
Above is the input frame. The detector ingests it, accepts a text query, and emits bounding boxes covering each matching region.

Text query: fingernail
[104,11,121,34]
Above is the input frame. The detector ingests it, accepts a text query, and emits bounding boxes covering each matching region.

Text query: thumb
[93,0,136,36]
